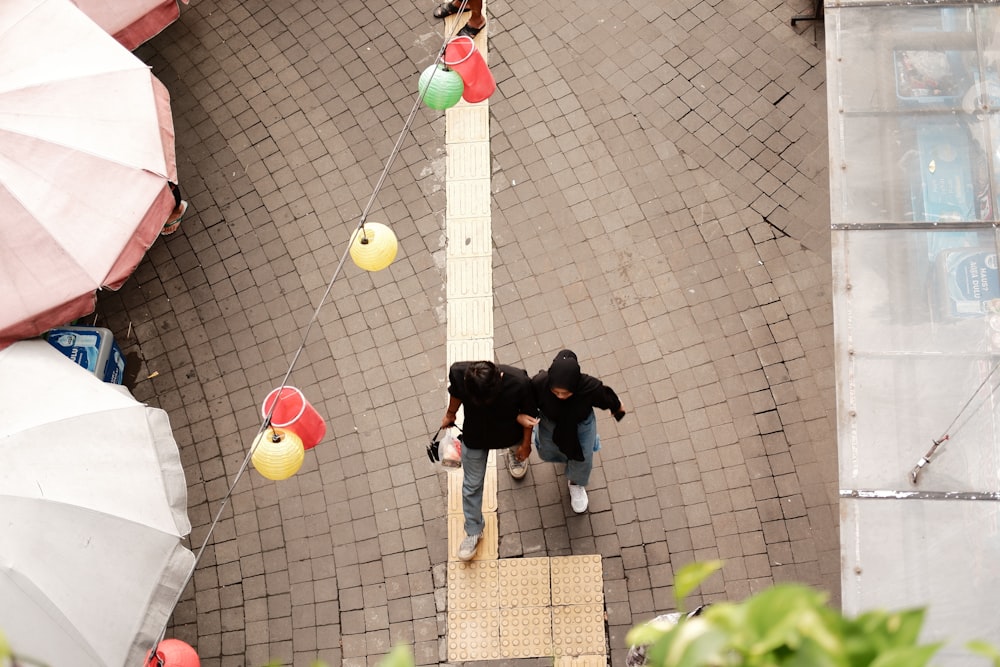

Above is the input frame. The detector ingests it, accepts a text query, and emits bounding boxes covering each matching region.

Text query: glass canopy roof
[828,2,1000,661]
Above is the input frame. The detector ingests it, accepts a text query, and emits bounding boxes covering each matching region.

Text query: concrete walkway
[97,0,836,664]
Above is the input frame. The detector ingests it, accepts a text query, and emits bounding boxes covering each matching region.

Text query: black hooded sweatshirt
[530,350,622,461]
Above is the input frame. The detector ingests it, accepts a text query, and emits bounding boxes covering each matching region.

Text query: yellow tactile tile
[447,141,491,180]
[448,511,498,561]
[447,297,493,339]
[551,604,606,657]
[550,555,604,606]
[446,217,492,257]
[500,606,552,658]
[498,557,551,608]
[447,464,496,515]
[447,256,492,299]
[446,179,492,218]
[446,104,490,142]
[554,656,609,666]
[446,338,494,366]
[448,560,499,611]
[447,609,500,661]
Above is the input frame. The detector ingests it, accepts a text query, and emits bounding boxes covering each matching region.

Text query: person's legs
[564,411,597,487]
[465,0,484,29]
[163,182,188,235]
[432,0,481,23]
[460,445,489,537]
[533,415,568,465]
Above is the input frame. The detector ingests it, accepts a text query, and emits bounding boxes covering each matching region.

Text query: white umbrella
[0,340,195,667]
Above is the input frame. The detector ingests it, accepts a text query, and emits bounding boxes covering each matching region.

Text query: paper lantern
[251,427,305,480]
[350,222,398,271]
[418,63,464,110]
[145,639,200,667]
[443,36,496,103]
[261,386,326,449]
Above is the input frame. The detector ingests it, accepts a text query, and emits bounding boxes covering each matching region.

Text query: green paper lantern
[418,64,464,110]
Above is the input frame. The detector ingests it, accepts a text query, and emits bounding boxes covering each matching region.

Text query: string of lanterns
[148,1,496,662]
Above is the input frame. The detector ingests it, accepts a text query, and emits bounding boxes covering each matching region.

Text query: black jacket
[448,363,535,449]
[531,370,621,460]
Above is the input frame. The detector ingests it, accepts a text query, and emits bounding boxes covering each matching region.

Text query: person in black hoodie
[529,350,626,513]
[441,360,536,560]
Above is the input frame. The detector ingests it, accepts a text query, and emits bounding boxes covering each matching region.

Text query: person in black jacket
[441,360,536,560]
[530,350,626,513]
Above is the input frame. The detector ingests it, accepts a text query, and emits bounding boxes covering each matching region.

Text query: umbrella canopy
[0,340,195,667]
[0,0,178,348]
[71,0,181,51]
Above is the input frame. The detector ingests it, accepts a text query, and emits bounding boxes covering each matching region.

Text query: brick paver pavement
[95,0,835,664]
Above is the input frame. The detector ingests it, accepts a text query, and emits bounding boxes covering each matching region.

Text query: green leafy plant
[626,562,995,667]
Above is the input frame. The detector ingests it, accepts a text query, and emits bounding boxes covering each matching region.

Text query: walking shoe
[457,533,482,561]
[507,448,528,479]
[568,482,589,513]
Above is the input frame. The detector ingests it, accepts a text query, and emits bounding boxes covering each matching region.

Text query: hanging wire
[910,358,1000,484]
[147,1,472,659]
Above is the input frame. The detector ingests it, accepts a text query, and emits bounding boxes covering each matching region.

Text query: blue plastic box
[46,325,125,384]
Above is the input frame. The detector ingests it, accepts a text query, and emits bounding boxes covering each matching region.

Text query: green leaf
[673,561,723,611]
[868,643,942,667]
[377,645,415,667]
[882,609,925,647]
[627,620,673,648]
[741,584,830,653]
[644,618,728,667]
[780,635,847,667]
[967,640,1000,666]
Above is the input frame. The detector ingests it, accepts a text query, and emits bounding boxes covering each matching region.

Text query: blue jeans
[533,411,598,487]
[460,445,490,536]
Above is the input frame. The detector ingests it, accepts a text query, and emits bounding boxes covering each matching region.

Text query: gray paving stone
[89,0,840,663]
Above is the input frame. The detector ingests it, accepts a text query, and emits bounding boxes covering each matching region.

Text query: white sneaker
[568,482,588,513]
[458,533,482,561]
[507,448,528,479]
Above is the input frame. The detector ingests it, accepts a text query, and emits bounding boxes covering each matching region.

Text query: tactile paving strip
[554,656,609,666]
[448,511,498,561]
[551,555,604,605]
[498,557,551,608]
[446,104,490,142]
[447,142,491,180]
[447,256,492,299]
[447,465,497,515]
[446,217,492,257]
[447,298,493,339]
[448,560,499,611]
[446,180,492,218]
[551,604,606,657]
[447,609,500,661]
[446,338,493,366]
[500,606,552,658]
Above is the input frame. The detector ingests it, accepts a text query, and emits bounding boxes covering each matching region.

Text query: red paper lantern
[443,36,496,103]
[145,639,200,667]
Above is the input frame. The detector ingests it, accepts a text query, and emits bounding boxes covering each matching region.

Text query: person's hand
[441,413,456,430]
[517,413,539,428]
[614,405,627,422]
[514,440,532,462]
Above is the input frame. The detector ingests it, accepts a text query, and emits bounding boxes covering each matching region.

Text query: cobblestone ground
[96,0,835,664]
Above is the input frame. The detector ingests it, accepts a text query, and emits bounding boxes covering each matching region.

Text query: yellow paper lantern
[350,222,398,271]
[251,427,305,480]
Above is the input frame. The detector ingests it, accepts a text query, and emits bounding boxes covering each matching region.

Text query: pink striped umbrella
[70,0,183,51]
[0,0,177,347]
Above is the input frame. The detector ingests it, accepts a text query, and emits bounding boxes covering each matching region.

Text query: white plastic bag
[438,430,462,468]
